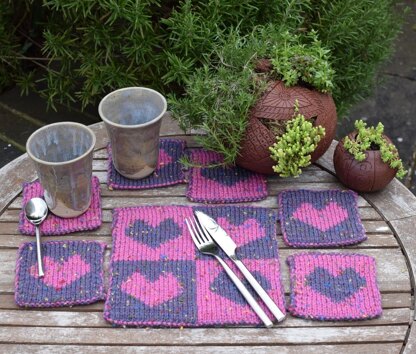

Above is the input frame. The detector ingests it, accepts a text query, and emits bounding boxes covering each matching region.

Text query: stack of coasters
[287,253,382,321]
[186,149,267,203]
[104,205,285,327]
[279,189,366,247]
[107,138,186,190]
[15,241,106,307]
[19,176,102,236]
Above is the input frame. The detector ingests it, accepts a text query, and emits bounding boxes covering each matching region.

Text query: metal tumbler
[98,87,167,179]
[26,122,96,218]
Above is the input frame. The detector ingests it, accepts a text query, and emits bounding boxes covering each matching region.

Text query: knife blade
[195,210,286,322]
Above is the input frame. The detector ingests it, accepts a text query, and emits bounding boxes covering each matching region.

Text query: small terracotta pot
[333,132,397,192]
[236,80,337,174]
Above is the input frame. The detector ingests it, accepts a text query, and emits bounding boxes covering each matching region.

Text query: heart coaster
[15,240,106,308]
[186,149,267,203]
[19,176,102,236]
[278,189,366,247]
[287,253,382,321]
[107,139,186,190]
[104,205,285,327]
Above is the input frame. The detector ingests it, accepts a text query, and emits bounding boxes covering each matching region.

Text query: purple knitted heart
[210,270,270,305]
[127,218,182,248]
[306,267,367,302]
[200,166,251,187]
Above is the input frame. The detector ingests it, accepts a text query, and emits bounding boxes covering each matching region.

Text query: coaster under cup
[15,240,106,307]
[107,138,186,190]
[279,189,366,247]
[19,176,102,236]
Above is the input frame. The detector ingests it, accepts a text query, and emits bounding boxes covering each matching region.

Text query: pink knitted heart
[30,255,91,290]
[293,202,349,232]
[158,149,173,166]
[121,271,183,307]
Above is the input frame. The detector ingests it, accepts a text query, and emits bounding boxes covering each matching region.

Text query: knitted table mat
[15,240,106,307]
[186,149,267,203]
[19,176,102,236]
[107,139,186,190]
[279,189,366,247]
[287,253,382,321]
[104,205,285,327]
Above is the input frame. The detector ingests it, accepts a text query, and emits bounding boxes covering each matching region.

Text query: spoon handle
[35,226,44,277]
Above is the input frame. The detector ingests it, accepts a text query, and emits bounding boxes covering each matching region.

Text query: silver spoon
[25,198,48,277]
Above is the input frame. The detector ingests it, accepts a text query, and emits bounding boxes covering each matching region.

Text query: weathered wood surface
[0,343,405,354]
[0,119,415,353]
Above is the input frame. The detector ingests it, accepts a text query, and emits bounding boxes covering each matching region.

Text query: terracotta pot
[236,80,337,174]
[333,132,397,192]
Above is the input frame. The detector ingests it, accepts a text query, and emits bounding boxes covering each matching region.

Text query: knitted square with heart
[287,253,382,321]
[186,149,267,203]
[19,176,102,236]
[15,241,106,307]
[107,138,186,190]
[104,205,285,327]
[279,189,366,247]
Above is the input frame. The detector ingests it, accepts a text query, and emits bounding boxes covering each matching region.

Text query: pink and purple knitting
[107,139,186,190]
[15,241,106,307]
[104,205,285,327]
[287,253,382,320]
[279,189,366,247]
[19,176,102,236]
[186,150,267,203]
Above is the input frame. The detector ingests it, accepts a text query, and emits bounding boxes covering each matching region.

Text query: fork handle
[233,258,285,322]
[214,255,273,328]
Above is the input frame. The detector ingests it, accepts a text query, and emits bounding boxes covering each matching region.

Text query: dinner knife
[195,210,286,322]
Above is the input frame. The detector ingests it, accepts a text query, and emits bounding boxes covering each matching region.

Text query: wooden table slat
[0,325,408,345]
[0,343,404,354]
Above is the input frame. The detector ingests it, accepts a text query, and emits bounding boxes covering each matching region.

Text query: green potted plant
[269,105,325,177]
[171,27,337,176]
[333,120,407,192]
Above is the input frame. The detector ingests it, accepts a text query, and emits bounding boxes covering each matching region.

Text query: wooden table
[1,118,416,353]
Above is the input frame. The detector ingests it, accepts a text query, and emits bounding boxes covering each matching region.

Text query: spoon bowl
[24,197,48,277]
[25,198,48,225]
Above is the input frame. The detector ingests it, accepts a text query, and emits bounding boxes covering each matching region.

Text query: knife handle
[213,255,273,328]
[233,258,286,322]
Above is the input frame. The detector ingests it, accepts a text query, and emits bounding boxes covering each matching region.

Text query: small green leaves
[269,110,325,177]
[344,120,407,179]
[271,30,334,93]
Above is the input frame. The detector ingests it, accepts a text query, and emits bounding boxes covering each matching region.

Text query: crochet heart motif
[30,255,91,290]
[210,270,270,305]
[128,218,182,248]
[293,202,349,232]
[200,166,251,186]
[121,271,182,307]
[306,267,367,302]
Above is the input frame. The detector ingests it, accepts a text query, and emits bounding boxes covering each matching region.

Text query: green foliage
[170,64,264,165]
[344,120,407,178]
[170,25,333,162]
[271,30,334,93]
[0,0,404,113]
[269,108,325,177]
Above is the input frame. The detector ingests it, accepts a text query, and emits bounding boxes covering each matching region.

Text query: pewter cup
[98,87,167,179]
[26,122,96,218]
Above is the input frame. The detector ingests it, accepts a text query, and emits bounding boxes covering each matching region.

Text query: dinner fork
[185,216,273,328]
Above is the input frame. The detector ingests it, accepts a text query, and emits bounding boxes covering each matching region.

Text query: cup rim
[26,122,96,166]
[98,87,167,129]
